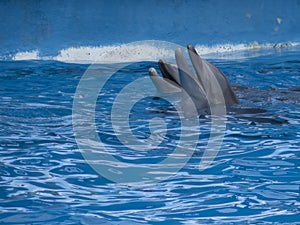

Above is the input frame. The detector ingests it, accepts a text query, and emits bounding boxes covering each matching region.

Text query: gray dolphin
[187,45,239,106]
[149,44,239,114]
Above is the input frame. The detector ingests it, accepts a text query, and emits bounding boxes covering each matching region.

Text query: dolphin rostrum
[149,44,239,115]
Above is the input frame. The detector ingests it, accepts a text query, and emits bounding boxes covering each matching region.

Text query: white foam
[12,50,40,61]
[195,43,259,55]
[195,42,300,59]
[54,41,177,64]
[10,41,300,64]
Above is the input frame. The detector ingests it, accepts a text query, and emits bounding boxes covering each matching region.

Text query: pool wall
[0,0,299,57]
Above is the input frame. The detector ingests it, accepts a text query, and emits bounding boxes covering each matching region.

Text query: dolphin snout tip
[158,59,166,64]
[148,67,156,75]
[187,44,193,50]
[187,44,198,54]
[175,47,182,54]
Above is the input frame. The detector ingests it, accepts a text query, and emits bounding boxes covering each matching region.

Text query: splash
[12,50,40,61]
[9,41,300,64]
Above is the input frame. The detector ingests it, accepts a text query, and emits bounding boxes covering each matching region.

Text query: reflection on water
[0,48,299,224]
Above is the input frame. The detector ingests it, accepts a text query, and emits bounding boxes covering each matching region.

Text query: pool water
[0,48,299,224]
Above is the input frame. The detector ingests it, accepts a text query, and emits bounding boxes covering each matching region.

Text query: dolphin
[187,44,239,106]
[149,44,239,114]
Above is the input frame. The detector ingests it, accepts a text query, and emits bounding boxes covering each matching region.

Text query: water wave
[9,41,300,64]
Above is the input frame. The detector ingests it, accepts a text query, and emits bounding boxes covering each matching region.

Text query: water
[0,47,299,224]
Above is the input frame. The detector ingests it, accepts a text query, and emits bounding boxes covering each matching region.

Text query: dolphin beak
[148,67,180,93]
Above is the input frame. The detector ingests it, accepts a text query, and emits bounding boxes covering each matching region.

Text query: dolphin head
[149,44,239,115]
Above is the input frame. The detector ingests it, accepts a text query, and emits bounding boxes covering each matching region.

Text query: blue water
[0,48,299,224]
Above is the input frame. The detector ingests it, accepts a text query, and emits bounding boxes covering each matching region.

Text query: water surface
[0,48,299,224]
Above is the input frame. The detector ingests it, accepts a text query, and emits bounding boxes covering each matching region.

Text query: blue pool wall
[0,0,300,57]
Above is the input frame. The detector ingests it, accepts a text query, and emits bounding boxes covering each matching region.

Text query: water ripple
[0,54,299,224]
